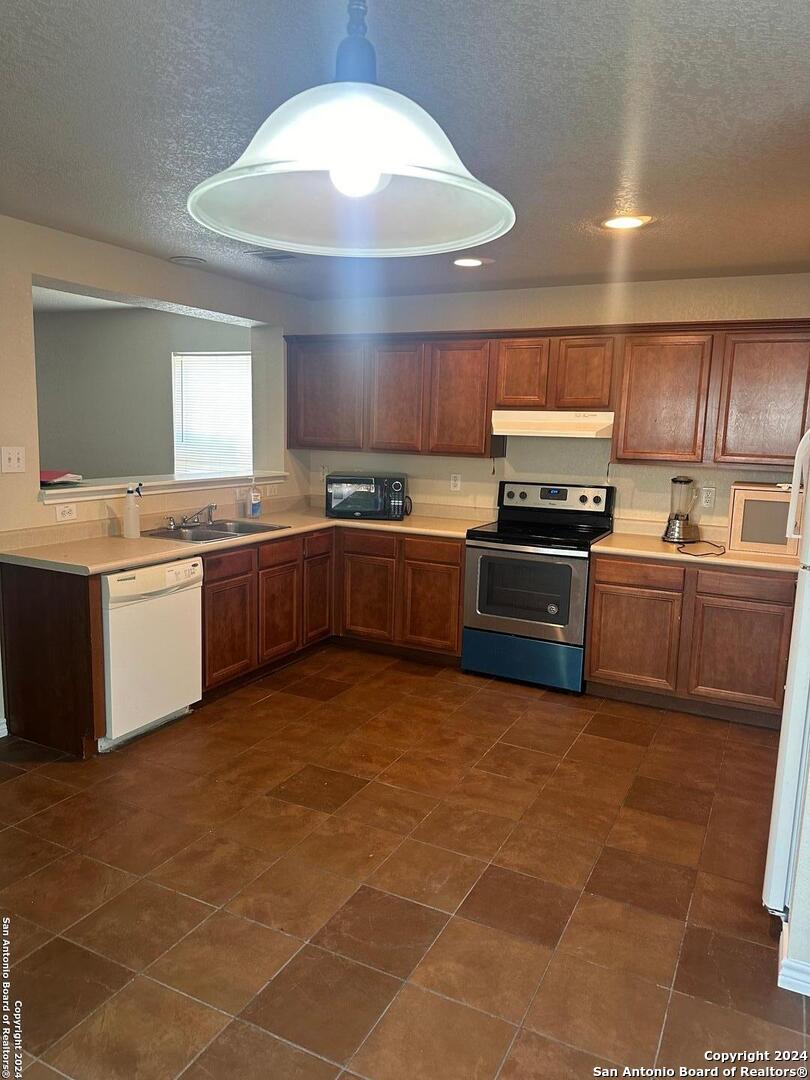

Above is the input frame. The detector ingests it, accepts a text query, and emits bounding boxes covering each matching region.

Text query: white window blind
[172,352,253,475]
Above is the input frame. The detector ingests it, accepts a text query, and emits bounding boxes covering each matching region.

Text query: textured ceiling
[3,0,810,299]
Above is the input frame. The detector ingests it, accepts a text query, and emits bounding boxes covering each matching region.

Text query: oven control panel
[501,483,611,511]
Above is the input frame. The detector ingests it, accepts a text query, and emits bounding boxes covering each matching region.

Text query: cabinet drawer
[593,557,685,592]
[259,536,303,569]
[403,537,462,565]
[342,531,398,558]
[696,569,796,605]
[304,530,334,559]
[203,547,256,583]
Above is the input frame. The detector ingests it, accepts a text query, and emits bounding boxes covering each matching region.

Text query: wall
[307,271,810,335]
[0,212,309,539]
[35,307,252,479]
[305,446,788,533]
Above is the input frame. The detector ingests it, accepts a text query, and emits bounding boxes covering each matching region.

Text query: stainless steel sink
[144,520,291,543]
[145,526,231,543]
[210,520,290,535]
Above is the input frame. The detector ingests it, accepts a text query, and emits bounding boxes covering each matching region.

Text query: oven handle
[465,540,589,559]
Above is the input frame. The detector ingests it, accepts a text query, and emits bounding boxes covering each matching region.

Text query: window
[172,352,253,475]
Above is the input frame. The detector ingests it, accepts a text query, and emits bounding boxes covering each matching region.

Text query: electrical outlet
[701,486,716,510]
[55,503,77,522]
[450,473,462,493]
[1,446,25,473]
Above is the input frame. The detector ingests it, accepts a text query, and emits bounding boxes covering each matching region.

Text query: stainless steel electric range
[462,480,615,692]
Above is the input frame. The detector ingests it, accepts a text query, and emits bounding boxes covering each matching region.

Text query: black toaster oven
[325,473,410,520]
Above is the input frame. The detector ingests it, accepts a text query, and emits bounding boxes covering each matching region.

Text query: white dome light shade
[187,82,515,258]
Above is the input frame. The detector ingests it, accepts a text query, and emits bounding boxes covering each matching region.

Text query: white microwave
[728,482,800,557]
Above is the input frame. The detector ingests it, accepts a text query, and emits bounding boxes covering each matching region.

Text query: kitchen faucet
[178,502,217,527]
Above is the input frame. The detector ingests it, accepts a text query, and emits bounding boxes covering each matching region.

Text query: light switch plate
[1,446,25,473]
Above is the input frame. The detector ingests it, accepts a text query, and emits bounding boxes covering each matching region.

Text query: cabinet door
[715,332,810,465]
[427,340,492,455]
[342,553,396,641]
[258,562,301,663]
[554,336,614,409]
[615,334,713,461]
[587,583,682,692]
[400,560,461,654]
[494,338,550,407]
[367,342,427,451]
[288,341,365,448]
[303,553,332,645]
[203,573,257,689]
[684,595,793,711]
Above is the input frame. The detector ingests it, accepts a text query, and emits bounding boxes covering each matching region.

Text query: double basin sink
[145,520,290,544]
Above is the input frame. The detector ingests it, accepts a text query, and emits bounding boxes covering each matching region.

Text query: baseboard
[586,680,780,730]
[778,924,810,996]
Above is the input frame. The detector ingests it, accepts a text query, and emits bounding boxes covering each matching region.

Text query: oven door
[464,540,589,646]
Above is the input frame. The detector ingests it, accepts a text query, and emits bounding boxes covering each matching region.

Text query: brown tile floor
[0,644,801,1079]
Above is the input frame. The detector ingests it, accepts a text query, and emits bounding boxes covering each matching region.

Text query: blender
[662,476,700,543]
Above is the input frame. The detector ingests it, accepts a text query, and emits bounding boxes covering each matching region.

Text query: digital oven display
[539,487,567,501]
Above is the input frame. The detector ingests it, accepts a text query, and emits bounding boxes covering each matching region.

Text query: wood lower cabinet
[494,338,550,407]
[400,560,461,652]
[340,531,463,654]
[303,532,333,645]
[258,562,301,663]
[342,553,397,641]
[714,331,810,466]
[588,582,682,693]
[203,571,257,689]
[367,342,427,452]
[587,553,796,714]
[615,334,713,461]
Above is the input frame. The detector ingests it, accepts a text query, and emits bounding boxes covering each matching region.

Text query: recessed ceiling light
[168,255,207,266]
[601,215,653,230]
[453,256,493,268]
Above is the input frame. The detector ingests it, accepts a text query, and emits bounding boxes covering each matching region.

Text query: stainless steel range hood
[491,410,614,439]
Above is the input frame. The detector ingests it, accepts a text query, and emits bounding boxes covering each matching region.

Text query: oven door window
[328,482,381,515]
[478,555,571,626]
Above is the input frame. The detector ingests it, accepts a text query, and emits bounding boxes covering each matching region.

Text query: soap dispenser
[248,477,262,519]
[123,482,143,539]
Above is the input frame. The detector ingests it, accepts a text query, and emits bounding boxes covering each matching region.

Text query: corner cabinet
[287,340,365,449]
[339,529,463,655]
[587,554,796,715]
[614,334,713,461]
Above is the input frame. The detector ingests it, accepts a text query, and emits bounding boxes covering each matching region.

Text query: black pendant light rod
[335,0,378,83]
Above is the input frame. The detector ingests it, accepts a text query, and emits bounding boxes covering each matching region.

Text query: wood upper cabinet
[367,341,427,452]
[615,334,713,461]
[494,338,550,407]
[258,562,301,663]
[427,339,494,455]
[288,340,365,449]
[203,571,257,689]
[714,331,810,465]
[553,336,614,410]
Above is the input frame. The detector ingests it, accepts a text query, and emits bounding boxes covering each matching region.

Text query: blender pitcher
[662,476,700,543]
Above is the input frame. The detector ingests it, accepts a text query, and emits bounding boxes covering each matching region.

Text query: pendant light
[187,0,515,258]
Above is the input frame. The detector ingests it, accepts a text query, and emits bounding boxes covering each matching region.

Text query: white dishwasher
[100,558,203,749]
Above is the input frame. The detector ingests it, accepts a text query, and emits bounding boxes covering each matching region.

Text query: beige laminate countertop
[0,510,494,577]
[593,531,799,574]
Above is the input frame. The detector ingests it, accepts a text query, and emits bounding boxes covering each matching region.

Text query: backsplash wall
[305,442,789,533]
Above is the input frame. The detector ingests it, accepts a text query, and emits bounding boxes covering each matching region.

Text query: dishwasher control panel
[165,560,202,587]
